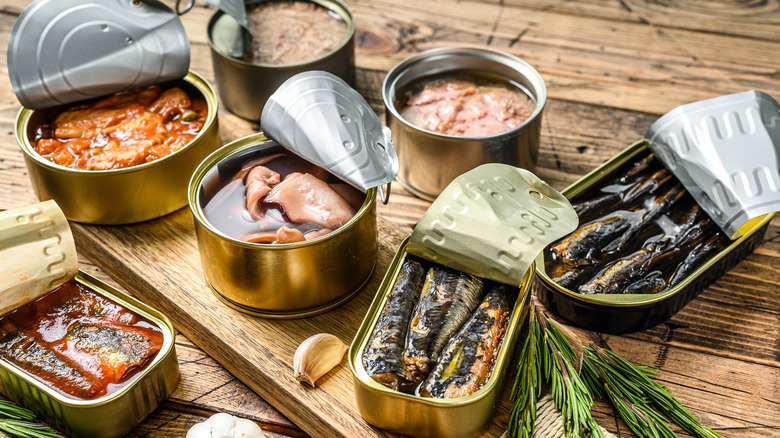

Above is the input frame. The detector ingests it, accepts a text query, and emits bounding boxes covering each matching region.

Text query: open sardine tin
[349,165,578,438]
[0,202,179,438]
[534,140,775,334]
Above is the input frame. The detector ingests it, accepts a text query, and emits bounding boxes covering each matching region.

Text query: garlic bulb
[293,333,348,387]
[186,413,265,438]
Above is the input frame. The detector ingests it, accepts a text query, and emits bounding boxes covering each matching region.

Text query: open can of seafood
[0,202,179,438]
[349,165,578,437]
[10,0,220,224]
[188,72,397,317]
[207,0,356,121]
[534,140,775,333]
[383,46,546,201]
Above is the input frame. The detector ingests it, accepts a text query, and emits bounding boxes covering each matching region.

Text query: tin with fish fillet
[15,71,220,224]
[207,0,356,121]
[349,164,578,438]
[0,202,179,438]
[534,140,774,334]
[188,72,397,318]
[383,46,546,201]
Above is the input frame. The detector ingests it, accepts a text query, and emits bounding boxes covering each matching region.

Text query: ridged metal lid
[0,201,78,314]
[646,90,780,238]
[261,71,399,197]
[407,164,578,287]
[8,0,190,110]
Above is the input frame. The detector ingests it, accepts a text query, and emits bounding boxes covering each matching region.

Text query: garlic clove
[293,333,348,387]
[186,412,265,438]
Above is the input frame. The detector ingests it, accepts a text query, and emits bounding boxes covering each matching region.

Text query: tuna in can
[383,46,547,201]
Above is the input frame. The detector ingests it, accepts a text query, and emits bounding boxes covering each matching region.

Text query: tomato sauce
[0,280,164,399]
[33,85,207,170]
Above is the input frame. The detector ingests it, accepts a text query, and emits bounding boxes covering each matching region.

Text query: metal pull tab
[379,183,392,205]
[175,0,195,15]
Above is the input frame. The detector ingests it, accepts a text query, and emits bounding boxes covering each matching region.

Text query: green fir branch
[508,307,541,438]
[0,401,63,438]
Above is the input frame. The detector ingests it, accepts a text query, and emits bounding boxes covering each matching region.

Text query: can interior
[208,0,355,65]
[20,76,213,174]
[384,49,547,138]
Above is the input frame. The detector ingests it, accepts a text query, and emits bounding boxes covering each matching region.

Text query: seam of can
[533,139,776,308]
[382,46,547,140]
[187,133,377,250]
[0,271,177,407]
[15,70,218,176]
[206,0,356,69]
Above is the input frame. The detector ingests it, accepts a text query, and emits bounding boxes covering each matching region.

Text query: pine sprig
[508,308,541,438]
[0,401,63,438]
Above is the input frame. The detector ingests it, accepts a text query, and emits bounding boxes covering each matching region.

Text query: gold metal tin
[207,0,356,121]
[534,140,775,333]
[188,133,377,318]
[383,47,547,201]
[0,271,179,438]
[16,71,220,225]
[350,238,532,438]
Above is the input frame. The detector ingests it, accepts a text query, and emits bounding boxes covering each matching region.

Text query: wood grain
[0,0,778,437]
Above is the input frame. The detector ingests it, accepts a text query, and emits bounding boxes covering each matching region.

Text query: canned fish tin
[383,47,546,201]
[350,239,531,438]
[0,271,179,438]
[15,71,220,224]
[188,134,377,318]
[534,140,774,334]
[349,165,577,437]
[207,0,356,121]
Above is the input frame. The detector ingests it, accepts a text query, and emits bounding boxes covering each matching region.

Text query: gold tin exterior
[15,71,220,225]
[383,47,546,201]
[349,238,531,438]
[188,133,377,318]
[0,271,179,438]
[534,140,775,334]
[207,0,356,121]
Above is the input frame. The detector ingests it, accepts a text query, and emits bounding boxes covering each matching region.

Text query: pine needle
[508,306,541,438]
[0,401,63,438]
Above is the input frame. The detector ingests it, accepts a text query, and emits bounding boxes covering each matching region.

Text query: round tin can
[15,71,220,225]
[207,0,356,121]
[188,133,377,318]
[383,47,547,201]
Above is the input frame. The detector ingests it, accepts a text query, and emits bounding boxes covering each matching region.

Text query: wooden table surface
[1,0,779,437]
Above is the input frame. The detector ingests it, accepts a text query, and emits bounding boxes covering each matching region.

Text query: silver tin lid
[201,0,248,28]
[8,0,190,110]
[261,71,399,196]
[646,90,780,238]
[407,164,578,287]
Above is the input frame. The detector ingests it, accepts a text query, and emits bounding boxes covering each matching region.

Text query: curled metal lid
[201,0,248,29]
[261,71,399,196]
[8,0,190,110]
[646,90,780,238]
[407,164,578,287]
[0,201,78,315]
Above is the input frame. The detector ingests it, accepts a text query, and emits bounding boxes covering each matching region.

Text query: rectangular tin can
[349,237,532,438]
[534,140,774,334]
[0,271,179,438]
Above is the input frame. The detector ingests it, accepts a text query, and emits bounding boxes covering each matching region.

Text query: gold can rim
[0,271,176,407]
[15,70,219,176]
[187,132,377,250]
[206,0,356,69]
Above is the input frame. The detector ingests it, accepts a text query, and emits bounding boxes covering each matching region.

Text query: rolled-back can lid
[646,90,780,238]
[8,0,190,110]
[261,71,399,192]
[202,0,248,28]
[0,201,78,315]
[407,164,578,287]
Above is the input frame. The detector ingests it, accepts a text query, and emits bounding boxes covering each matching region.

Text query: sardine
[54,323,164,382]
[419,284,513,398]
[624,274,667,294]
[0,327,103,399]
[550,213,634,267]
[362,258,426,391]
[403,266,484,383]
[669,234,727,287]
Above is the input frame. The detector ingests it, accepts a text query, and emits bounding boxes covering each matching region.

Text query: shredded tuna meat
[245,1,347,65]
[400,78,533,137]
